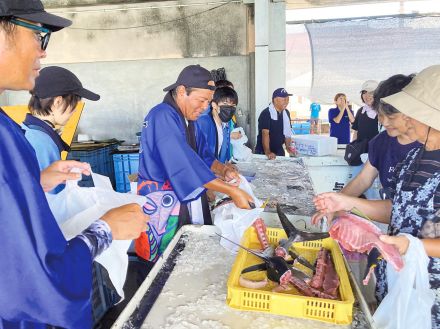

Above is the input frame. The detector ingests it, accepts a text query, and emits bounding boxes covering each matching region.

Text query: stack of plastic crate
[112,153,140,192]
[67,143,118,187]
[291,121,311,135]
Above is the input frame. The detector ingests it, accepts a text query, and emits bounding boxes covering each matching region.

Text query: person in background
[196,86,238,163]
[328,93,355,144]
[214,80,239,132]
[349,80,380,194]
[23,66,100,172]
[135,64,253,263]
[255,88,296,160]
[309,101,321,134]
[351,80,380,146]
[313,65,440,328]
[312,74,421,223]
[0,1,148,328]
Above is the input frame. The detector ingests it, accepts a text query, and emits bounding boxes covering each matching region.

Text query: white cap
[361,80,379,92]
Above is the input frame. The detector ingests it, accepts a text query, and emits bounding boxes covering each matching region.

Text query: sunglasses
[9,18,51,50]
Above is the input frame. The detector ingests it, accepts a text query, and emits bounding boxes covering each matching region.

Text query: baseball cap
[361,80,379,92]
[163,65,216,92]
[272,88,292,99]
[33,66,100,101]
[381,65,440,131]
[0,0,71,32]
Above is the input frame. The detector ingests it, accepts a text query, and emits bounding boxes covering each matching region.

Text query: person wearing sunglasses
[0,1,148,328]
[312,65,440,328]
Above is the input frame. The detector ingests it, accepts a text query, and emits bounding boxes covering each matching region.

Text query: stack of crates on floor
[67,143,118,187]
[113,153,140,192]
[291,120,311,135]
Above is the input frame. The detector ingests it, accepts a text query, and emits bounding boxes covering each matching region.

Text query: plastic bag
[373,234,435,329]
[212,175,263,252]
[230,127,252,162]
[46,172,146,299]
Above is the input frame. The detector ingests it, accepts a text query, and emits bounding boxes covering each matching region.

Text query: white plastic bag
[230,127,252,162]
[46,172,146,299]
[212,175,263,252]
[373,234,435,329]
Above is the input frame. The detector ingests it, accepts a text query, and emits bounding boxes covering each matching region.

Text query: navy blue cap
[0,0,72,32]
[163,65,216,92]
[33,66,100,101]
[272,88,292,99]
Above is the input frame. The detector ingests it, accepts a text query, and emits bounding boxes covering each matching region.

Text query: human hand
[225,168,240,186]
[288,147,298,157]
[230,131,242,140]
[40,160,91,192]
[311,211,335,226]
[379,235,410,255]
[225,162,238,172]
[312,193,353,223]
[101,203,149,240]
[230,188,254,209]
[266,152,276,160]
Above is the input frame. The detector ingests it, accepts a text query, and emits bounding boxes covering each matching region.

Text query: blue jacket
[138,96,216,202]
[0,109,92,329]
[196,107,232,163]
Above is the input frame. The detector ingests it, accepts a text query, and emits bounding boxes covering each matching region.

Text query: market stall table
[111,226,372,329]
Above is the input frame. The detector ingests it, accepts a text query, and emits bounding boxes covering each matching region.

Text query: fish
[275,204,329,258]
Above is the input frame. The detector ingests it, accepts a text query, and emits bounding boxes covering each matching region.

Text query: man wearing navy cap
[135,64,254,263]
[255,88,295,159]
[0,1,147,328]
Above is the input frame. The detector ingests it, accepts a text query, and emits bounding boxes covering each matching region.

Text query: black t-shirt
[351,108,379,142]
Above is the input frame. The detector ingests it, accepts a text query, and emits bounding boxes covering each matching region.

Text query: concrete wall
[6,57,250,143]
[4,1,254,144]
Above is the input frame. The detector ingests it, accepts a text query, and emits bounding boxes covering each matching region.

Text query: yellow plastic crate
[226,227,355,325]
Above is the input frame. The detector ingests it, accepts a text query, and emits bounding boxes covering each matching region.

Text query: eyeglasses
[9,18,51,50]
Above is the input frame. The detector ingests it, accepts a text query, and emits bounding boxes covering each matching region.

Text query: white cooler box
[293,135,338,156]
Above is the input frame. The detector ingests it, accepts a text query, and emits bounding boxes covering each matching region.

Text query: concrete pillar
[254,0,270,138]
[269,1,287,95]
[253,0,286,138]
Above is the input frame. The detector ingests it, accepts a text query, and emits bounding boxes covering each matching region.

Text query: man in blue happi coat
[135,65,254,262]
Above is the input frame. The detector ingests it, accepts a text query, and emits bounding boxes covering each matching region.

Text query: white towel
[268,103,293,138]
[361,104,377,119]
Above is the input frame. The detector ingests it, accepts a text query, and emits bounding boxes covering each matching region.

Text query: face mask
[218,105,236,123]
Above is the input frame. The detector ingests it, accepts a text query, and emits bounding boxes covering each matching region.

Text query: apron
[375,148,440,328]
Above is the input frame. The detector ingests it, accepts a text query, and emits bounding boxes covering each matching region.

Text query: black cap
[163,65,216,92]
[0,0,72,32]
[33,66,100,101]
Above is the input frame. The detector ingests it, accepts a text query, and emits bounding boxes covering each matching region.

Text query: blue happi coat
[0,109,93,329]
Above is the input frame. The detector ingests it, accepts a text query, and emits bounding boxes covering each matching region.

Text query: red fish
[329,213,404,273]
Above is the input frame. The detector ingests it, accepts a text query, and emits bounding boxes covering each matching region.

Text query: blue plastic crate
[67,145,118,187]
[292,122,311,135]
[113,153,140,192]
